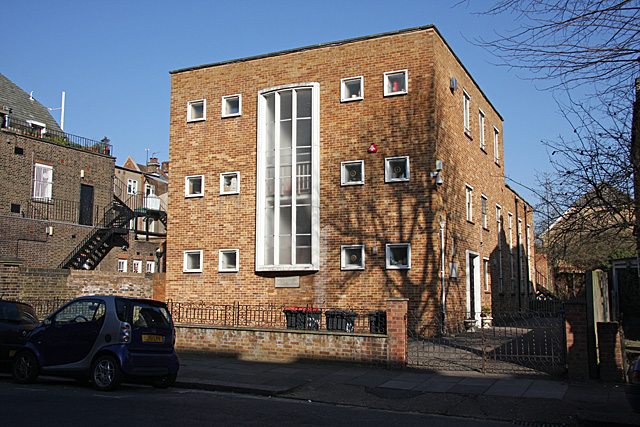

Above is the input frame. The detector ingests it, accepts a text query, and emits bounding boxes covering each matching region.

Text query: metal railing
[20,297,68,320]
[166,300,384,334]
[24,198,106,226]
[3,116,113,156]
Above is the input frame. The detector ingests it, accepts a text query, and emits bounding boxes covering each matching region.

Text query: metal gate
[407,310,566,375]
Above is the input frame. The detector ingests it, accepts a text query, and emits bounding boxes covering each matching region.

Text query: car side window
[132,304,171,329]
[0,302,20,322]
[54,299,105,325]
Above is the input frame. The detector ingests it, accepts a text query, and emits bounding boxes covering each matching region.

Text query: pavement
[176,352,640,426]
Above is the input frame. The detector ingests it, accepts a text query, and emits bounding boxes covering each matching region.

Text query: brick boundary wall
[597,321,626,383]
[565,300,590,379]
[175,298,408,367]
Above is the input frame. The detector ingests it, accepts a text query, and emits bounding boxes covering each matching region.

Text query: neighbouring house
[0,72,166,273]
[166,25,535,324]
[538,183,635,298]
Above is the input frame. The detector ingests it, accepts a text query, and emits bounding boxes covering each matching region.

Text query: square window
[222,94,242,118]
[341,160,364,186]
[183,250,203,273]
[384,70,408,96]
[219,249,239,272]
[10,203,20,214]
[385,156,410,182]
[220,171,240,195]
[341,245,365,270]
[386,243,411,269]
[185,175,204,197]
[187,99,206,122]
[340,77,363,102]
[117,259,127,273]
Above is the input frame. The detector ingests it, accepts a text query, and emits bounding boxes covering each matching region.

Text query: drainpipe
[515,196,522,311]
[524,203,530,303]
[440,216,447,333]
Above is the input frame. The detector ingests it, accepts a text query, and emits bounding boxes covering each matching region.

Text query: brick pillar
[565,300,589,379]
[0,258,23,300]
[386,297,408,367]
[597,322,626,383]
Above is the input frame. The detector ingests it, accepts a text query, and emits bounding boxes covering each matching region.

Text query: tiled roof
[0,72,63,133]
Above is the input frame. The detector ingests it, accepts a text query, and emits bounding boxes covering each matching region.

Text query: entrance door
[466,251,482,321]
[79,184,94,226]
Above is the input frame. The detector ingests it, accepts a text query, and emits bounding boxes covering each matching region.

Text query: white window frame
[117,259,127,273]
[465,185,473,222]
[187,99,206,122]
[132,260,142,274]
[496,204,503,293]
[33,163,53,201]
[481,194,488,229]
[384,156,410,183]
[183,250,203,273]
[185,175,204,198]
[220,171,240,195]
[478,109,485,150]
[341,245,365,270]
[341,160,364,186]
[494,127,500,164]
[508,212,515,292]
[27,120,46,136]
[146,260,156,273]
[219,249,239,272]
[127,178,138,195]
[483,257,490,292]
[340,76,364,102]
[383,70,408,96]
[256,83,320,272]
[145,183,155,197]
[463,90,471,134]
[222,94,242,118]
[386,243,411,270]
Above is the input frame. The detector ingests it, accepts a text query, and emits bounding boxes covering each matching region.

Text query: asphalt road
[0,376,512,426]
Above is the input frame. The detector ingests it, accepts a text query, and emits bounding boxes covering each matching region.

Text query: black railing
[25,198,105,226]
[166,300,383,334]
[3,116,113,156]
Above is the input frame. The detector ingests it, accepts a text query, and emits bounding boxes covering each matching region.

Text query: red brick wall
[565,301,590,379]
[597,322,625,382]
[167,26,534,322]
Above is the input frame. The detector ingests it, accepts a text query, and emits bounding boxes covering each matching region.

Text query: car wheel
[91,355,122,391]
[12,351,39,384]
[152,373,177,389]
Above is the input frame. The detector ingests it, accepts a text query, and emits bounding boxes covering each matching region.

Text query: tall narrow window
[465,185,473,222]
[496,205,503,293]
[478,109,485,150]
[481,195,488,229]
[494,127,500,164]
[127,179,138,195]
[463,91,471,134]
[33,163,53,200]
[508,212,514,292]
[483,258,490,292]
[256,84,319,271]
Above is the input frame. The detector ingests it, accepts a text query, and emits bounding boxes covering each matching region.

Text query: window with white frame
[386,243,411,269]
[483,257,490,292]
[220,171,240,195]
[465,185,473,222]
[117,259,127,273]
[185,175,204,197]
[341,245,365,270]
[481,195,488,229]
[183,250,203,273]
[145,183,155,197]
[463,91,471,134]
[340,77,363,102]
[132,260,142,274]
[341,160,364,186]
[518,218,524,293]
[187,99,205,122]
[256,83,319,271]
[146,260,155,273]
[385,156,410,182]
[219,249,239,272]
[27,120,46,136]
[127,179,138,195]
[383,70,408,96]
[33,163,53,200]
[478,109,485,150]
[496,205,503,293]
[222,94,242,118]
[508,212,514,292]
[494,127,500,164]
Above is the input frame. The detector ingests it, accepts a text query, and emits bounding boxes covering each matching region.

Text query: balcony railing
[2,116,113,156]
[23,198,107,227]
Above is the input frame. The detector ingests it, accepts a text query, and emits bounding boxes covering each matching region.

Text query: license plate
[142,334,164,343]
[9,350,16,357]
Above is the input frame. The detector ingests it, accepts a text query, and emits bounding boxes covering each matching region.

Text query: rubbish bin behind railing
[283,307,321,330]
[368,310,387,334]
[326,309,357,332]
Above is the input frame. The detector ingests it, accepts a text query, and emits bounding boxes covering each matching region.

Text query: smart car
[11,295,179,391]
[0,300,39,369]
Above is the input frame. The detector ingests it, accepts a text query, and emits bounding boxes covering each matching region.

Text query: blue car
[11,295,179,391]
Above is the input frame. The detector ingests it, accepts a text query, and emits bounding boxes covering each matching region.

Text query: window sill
[185,194,204,198]
[187,118,206,123]
[467,220,474,225]
[384,91,408,97]
[220,191,239,196]
[341,96,364,103]
[465,130,472,140]
[222,113,241,119]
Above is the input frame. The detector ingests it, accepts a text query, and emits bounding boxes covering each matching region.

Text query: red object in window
[368,143,378,153]
[393,81,399,92]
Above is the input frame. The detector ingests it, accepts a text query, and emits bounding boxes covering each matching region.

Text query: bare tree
[467,1,640,265]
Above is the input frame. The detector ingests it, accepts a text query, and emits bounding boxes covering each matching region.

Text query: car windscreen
[0,302,38,324]
[131,302,172,329]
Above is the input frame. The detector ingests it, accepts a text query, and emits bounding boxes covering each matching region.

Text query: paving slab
[485,378,533,397]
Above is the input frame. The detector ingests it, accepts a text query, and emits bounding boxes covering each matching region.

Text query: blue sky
[3,0,571,207]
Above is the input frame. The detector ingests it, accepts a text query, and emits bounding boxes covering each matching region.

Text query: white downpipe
[60,92,65,131]
[440,218,446,330]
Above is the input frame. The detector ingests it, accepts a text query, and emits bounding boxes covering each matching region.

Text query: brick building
[166,26,534,321]
[0,73,166,273]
